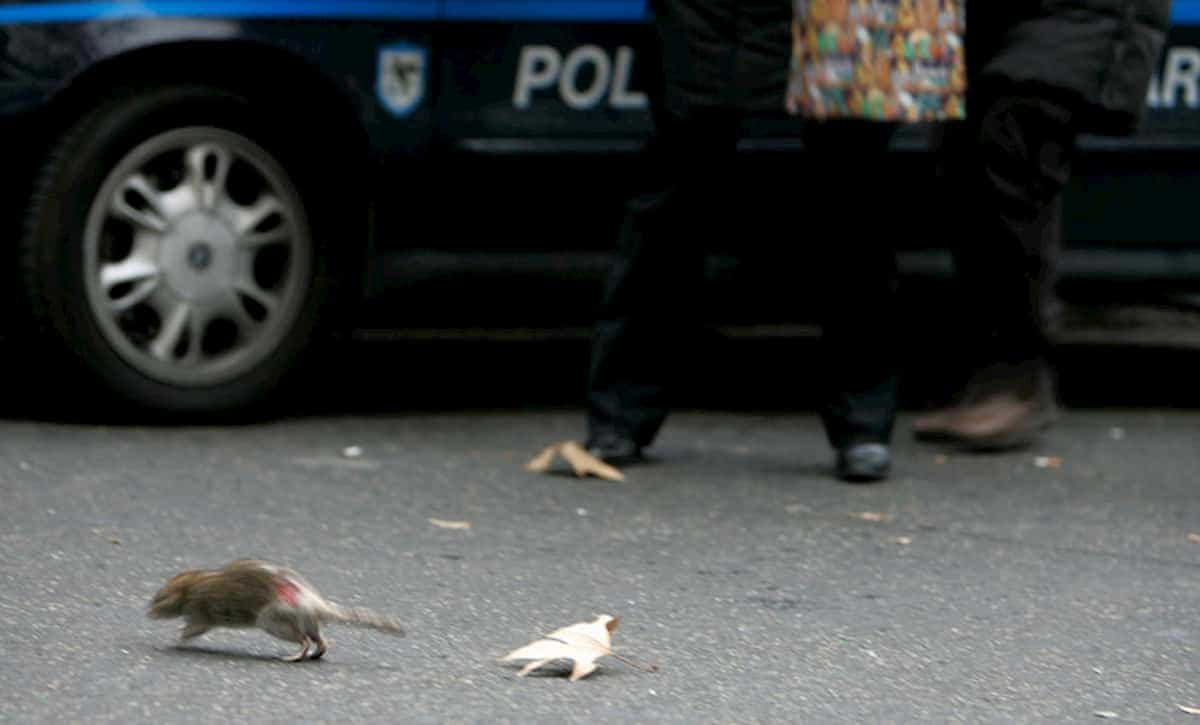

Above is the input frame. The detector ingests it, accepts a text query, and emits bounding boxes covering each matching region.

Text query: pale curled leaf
[524,444,559,473]
[524,441,625,482]
[429,518,471,530]
[1178,705,1200,715]
[501,614,618,681]
[854,511,889,523]
[560,441,625,482]
[1034,456,1063,469]
[92,529,121,545]
[1187,533,1200,544]
[518,658,561,677]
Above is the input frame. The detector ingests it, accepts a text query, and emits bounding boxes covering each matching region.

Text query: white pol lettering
[1158,47,1200,109]
[512,45,648,110]
[560,45,610,109]
[610,46,647,110]
[513,45,560,109]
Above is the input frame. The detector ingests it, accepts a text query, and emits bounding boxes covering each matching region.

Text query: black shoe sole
[837,467,890,483]
[585,445,645,467]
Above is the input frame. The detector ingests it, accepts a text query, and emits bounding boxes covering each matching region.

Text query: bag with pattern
[786,0,967,122]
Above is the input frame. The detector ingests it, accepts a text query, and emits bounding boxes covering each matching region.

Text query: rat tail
[321,603,406,636]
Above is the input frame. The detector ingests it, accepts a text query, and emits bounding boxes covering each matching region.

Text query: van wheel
[20,84,340,416]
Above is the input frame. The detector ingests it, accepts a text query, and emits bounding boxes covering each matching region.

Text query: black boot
[836,442,891,483]
[584,429,645,467]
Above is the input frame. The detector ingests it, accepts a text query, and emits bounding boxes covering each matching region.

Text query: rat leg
[180,621,210,640]
[258,609,313,662]
[281,636,311,662]
[309,632,327,660]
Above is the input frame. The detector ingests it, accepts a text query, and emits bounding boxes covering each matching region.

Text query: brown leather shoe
[936,392,1058,451]
[912,405,969,441]
[914,359,1057,446]
[912,385,993,441]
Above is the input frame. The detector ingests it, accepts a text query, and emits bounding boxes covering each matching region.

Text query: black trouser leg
[586,112,741,448]
[803,121,902,449]
[585,0,792,449]
[939,87,1077,391]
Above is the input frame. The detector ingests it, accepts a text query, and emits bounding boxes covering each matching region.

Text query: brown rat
[148,558,404,661]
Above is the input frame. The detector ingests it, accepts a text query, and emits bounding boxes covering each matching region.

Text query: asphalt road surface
[1,340,1199,722]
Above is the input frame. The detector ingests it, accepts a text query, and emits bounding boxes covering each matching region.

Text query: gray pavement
[1,400,1198,722]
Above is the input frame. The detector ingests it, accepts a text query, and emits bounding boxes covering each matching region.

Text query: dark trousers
[585,0,899,452]
[584,107,902,451]
[941,91,1074,360]
[932,4,1081,391]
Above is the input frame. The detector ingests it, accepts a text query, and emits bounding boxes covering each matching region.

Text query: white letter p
[514,45,561,109]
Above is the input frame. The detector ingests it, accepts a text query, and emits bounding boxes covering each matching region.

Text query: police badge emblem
[376,42,426,117]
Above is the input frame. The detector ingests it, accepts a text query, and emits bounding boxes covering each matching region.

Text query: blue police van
[0,0,1196,414]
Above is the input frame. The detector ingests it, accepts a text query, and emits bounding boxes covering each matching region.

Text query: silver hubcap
[84,127,312,387]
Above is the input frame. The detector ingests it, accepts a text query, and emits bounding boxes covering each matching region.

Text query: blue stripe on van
[441,1,646,22]
[0,0,647,23]
[1171,0,1200,25]
[0,1,437,22]
[0,0,1193,26]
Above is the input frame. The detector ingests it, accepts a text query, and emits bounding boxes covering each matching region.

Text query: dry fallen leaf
[1178,705,1200,715]
[1187,533,1200,544]
[1034,456,1063,469]
[854,511,889,523]
[525,444,558,472]
[894,536,913,545]
[499,614,656,681]
[1093,711,1119,719]
[525,441,625,482]
[429,518,471,530]
[560,442,625,481]
[92,529,121,545]
[934,454,948,465]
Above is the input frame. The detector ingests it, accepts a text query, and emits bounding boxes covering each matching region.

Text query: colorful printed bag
[786,0,967,122]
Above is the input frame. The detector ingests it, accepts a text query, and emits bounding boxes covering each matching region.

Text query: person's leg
[802,120,901,481]
[585,113,740,457]
[585,0,743,461]
[914,82,1078,449]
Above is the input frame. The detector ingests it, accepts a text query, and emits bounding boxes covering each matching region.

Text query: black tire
[20,83,348,418]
